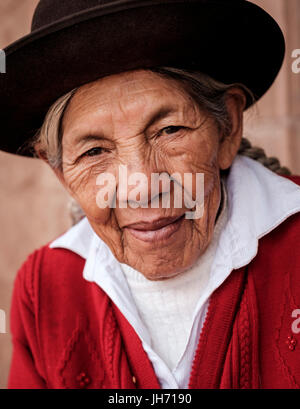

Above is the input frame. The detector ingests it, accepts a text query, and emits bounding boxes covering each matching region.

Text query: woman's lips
[124,214,185,243]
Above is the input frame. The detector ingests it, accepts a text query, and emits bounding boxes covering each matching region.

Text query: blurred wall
[244,0,300,174]
[0,0,71,389]
[0,0,299,389]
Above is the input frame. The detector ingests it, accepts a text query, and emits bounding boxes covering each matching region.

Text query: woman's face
[59,69,244,280]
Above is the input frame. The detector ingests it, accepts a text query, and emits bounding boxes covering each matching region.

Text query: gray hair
[31,67,291,224]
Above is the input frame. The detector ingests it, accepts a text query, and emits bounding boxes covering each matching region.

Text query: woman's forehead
[64,69,192,122]
[73,69,187,103]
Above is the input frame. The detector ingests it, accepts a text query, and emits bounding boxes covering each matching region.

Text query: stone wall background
[0,0,299,389]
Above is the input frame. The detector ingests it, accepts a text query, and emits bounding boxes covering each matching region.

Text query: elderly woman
[2,0,300,389]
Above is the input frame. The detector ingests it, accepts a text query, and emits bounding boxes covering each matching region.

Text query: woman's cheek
[63,164,110,221]
[78,178,114,224]
[64,160,103,194]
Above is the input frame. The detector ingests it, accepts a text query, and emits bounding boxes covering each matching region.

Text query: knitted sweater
[8,177,300,389]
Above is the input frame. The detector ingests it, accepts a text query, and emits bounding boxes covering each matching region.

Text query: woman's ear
[34,143,48,163]
[52,165,67,189]
[217,87,247,170]
[34,142,67,189]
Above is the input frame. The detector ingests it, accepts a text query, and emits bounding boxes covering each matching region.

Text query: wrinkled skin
[55,69,245,280]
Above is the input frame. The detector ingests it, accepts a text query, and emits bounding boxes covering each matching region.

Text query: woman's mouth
[124,214,185,243]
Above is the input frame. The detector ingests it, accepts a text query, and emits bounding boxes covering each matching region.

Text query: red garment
[8,177,300,389]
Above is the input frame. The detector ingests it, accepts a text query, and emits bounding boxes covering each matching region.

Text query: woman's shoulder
[249,200,300,301]
[13,244,87,308]
[284,174,300,186]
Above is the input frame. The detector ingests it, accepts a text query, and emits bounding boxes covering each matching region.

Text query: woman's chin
[125,250,201,281]
[121,221,204,280]
[136,266,184,281]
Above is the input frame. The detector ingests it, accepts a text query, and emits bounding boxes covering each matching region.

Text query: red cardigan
[8,177,300,389]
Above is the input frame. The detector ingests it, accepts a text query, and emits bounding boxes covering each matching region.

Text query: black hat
[0,0,285,156]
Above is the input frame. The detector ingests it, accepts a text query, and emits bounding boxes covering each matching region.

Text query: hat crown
[32,0,242,31]
[32,0,114,30]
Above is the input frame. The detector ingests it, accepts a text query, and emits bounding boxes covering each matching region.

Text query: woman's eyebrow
[73,133,109,146]
[70,106,179,144]
[145,106,178,129]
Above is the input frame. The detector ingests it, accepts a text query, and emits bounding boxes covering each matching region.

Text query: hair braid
[238,137,291,176]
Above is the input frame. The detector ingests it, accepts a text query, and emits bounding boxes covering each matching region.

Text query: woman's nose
[116,158,171,209]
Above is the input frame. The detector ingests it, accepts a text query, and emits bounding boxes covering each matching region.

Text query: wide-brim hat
[0,0,285,157]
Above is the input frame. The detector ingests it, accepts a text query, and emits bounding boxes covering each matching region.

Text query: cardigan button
[132,376,137,384]
[76,372,91,388]
[286,335,297,351]
[83,376,90,385]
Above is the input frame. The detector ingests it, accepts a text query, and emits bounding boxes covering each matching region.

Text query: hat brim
[0,0,285,156]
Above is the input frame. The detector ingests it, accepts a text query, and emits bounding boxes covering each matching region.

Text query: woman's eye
[83,147,103,157]
[159,126,185,136]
